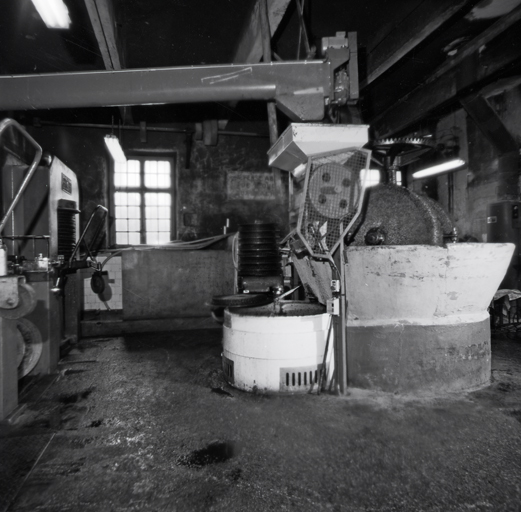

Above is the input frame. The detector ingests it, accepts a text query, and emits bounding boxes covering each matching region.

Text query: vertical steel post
[338,228,348,393]
[333,221,348,394]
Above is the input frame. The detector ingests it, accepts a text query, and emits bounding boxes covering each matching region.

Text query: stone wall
[28,124,288,243]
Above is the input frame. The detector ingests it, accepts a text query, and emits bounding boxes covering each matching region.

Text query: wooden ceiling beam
[481,75,521,98]
[371,3,521,139]
[233,0,292,64]
[361,0,475,88]
[84,0,123,70]
[460,93,518,154]
[84,0,132,123]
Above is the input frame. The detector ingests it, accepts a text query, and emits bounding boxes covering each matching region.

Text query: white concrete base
[344,243,514,393]
[222,302,331,393]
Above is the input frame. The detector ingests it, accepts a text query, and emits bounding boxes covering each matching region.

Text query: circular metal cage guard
[297,148,371,258]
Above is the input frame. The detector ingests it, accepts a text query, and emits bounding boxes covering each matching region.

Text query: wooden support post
[259,0,284,205]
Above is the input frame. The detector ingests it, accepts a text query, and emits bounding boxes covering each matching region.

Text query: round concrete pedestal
[222,302,329,393]
[344,243,514,394]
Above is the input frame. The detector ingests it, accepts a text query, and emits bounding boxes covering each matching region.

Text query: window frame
[109,152,177,247]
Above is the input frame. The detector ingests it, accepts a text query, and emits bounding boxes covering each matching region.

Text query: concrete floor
[1,328,521,512]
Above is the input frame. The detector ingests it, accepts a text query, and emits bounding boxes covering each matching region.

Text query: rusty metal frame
[0,119,43,235]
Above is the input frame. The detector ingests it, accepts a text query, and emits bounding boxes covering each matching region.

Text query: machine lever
[69,205,108,266]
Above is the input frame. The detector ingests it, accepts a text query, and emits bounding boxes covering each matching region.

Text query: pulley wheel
[0,283,37,320]
[17,318,43,378]
[211,294,273,307]
[90,272,105,295]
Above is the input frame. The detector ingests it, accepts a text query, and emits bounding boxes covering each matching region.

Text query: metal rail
[0,119,43,235]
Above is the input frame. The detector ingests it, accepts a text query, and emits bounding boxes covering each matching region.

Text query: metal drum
[222,302,331,393]
[237,223,281,278]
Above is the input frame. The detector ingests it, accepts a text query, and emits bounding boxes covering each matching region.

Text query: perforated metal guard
[297,148,371,258]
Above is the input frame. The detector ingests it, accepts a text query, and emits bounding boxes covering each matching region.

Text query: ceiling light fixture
[412,158,466,179]
[104,135,127,164]
[31,0,71,29]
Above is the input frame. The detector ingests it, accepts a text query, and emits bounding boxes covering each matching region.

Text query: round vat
[344,243,514,394]
[222,301,329,393]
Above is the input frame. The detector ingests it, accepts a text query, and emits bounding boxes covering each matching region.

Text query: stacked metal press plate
[238,223,282,293]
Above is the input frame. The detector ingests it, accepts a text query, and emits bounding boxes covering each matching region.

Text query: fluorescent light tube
[104,135,127,164]
[31,0,71,29]
[412,159,466,179]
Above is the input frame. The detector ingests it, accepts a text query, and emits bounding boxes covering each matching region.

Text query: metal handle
[0,118,43,235]
[69,205,108,265]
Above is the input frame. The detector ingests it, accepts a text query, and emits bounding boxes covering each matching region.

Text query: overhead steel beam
[0,60,334,121]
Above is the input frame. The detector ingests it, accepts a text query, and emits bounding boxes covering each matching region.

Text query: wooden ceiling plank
[362,0,475,88]
[84,0,123,70]
[428,2,521,86]
[372,5,521,139]
[84,0,131,123]
[481,75,521,98]
[233,0,292,64]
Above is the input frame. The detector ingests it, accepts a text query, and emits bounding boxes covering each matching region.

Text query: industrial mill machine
[0,118,105,420]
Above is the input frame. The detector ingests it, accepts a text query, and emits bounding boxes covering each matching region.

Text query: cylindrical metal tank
[344,243,514,394]
[487,201,521,289]
[222,302,330,393]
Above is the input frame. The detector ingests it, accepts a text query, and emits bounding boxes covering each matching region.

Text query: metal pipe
[36,121,269,138]
[0,118,43,235]
[0,61,329,113]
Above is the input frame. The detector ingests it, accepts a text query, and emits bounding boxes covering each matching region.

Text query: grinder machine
[0,118,106,420]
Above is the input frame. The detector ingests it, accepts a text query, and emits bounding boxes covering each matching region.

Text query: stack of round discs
[238,223,281,277]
